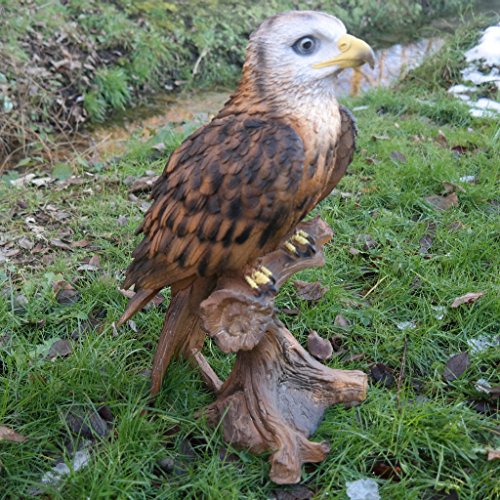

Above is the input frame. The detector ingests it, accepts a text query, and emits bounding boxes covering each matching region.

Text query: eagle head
[245,11,375,100]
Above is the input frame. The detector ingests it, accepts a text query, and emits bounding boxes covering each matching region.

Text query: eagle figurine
[119,10,375,325]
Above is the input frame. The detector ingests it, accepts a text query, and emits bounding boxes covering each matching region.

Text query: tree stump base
[148,216,368,484]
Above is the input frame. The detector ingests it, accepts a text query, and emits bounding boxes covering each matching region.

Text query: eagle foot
[244,265,277,296]
[284,230,317,258]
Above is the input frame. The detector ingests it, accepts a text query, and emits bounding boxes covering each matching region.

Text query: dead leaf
[77,254,100,272]
[419,223,436,256]
[155,457,175,475]
[54,281,80,305]
[396,320,416,331]
[419,233,433,256]
[459,175,475,183]
[31,176,53,188]
[218,446,240,464]
[349,247,362,256]
[280,307,300,316]
[117,288,164,308]
[490,386,500,400]
[452,145,470,156]
[127,175,158,193]
[334,314,350,328]
[370,363,395,387]
[40,449,90,487]
[118,288,135,299]
[425,193,459,211]
[47,339,72,359]
[293,280,328,302]
[474,378,492,394]
[390,151,407,163]
[50,239,72,251]
[471,400,494,415]
[13,294,28,312]
[357,234,377,250]
[71,239,90,248]
[272,485,314,500]
[307,330,333,360]
[365,156,379,165]
[57,288,81,304]
[65,409,109,439]
[18,237,34,250]
[371,460,402,481]
[89,255,100,267]
[342,352,365,363]
[116,215,128,226]
[0,425,28,443]
[98,405,114,423]
[443,352,469,381]
[436,130,448,146]
[330,335,344,352]
[448,221,466,231]
[487,449,500,461]
[442,181,465,194]
[451,291,484,308]
[179,437,198,460]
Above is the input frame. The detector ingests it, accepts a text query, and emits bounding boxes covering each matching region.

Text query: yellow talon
[245,265,276,293]
[284,241,297,254]
[260,266,273,277]
[293,234,309,245]
[253,270,270,285]
[245,275,259,289]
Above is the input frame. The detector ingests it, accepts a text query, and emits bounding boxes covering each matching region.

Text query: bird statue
[119,10,374,386]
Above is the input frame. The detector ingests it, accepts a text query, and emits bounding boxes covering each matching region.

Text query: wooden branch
[204,322,367,484]
[145,216,368,483]
[198,216,367,484]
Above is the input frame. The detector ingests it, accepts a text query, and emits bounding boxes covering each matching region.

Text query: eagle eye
[292,36,318,55]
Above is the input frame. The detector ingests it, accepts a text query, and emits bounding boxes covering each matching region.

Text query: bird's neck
[221,68,341,137]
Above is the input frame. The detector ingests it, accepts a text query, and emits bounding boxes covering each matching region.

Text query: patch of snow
[474,378,492,394]
[431,305,446,320]
[448,84,474,94]
[467,335,500,354]
[474,98,500,113]
[461,66,500,87]
[396,320,416,331]
[448,23,500,118]
[465,24,500,67]
[469,107,497,118]
[346,479,381,500]
[41,450,90,486]
[459,175,476,183]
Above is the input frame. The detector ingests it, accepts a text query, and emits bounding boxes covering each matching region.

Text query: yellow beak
[313,34,375,70]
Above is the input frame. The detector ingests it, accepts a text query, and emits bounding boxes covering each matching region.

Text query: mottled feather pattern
[123,107,355,300]
[123,114,310,292]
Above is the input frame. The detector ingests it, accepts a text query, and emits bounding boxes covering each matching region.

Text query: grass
[0,0,481,161]
[1,35,499,499]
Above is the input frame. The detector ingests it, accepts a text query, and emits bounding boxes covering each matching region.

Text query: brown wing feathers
[119,115,307,323]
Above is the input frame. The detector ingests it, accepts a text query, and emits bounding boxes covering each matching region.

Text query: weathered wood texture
[148,216,368,484]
